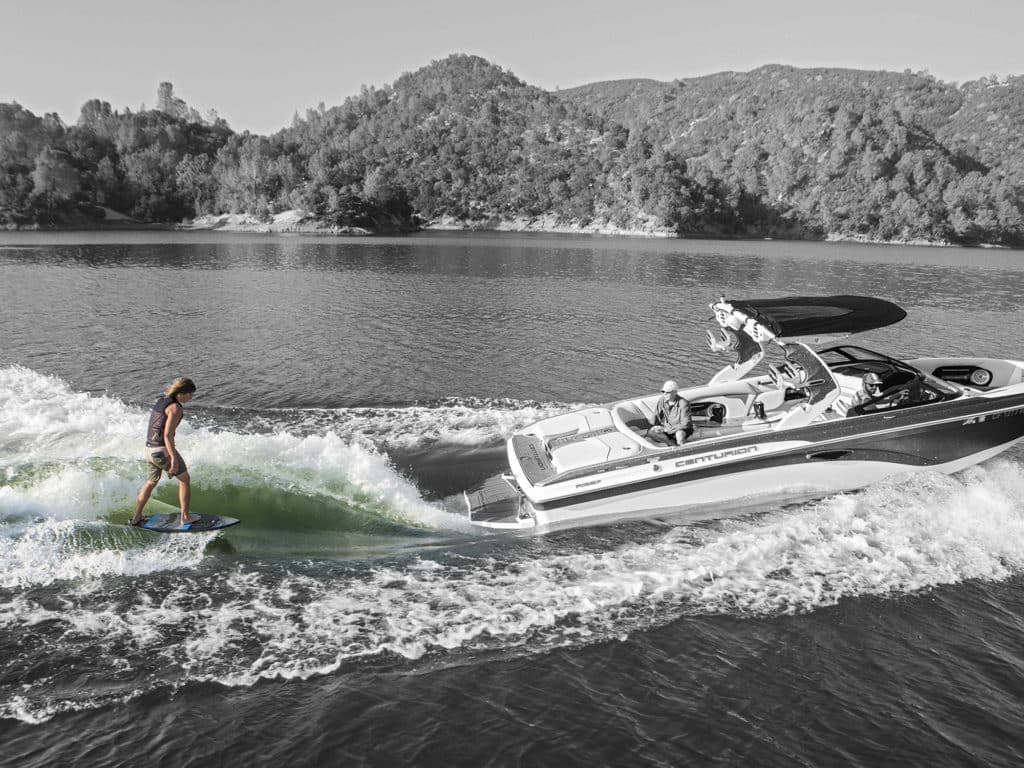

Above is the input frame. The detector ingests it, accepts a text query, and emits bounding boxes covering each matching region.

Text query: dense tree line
[0,93,233,225]
[560,66,1024,243]
[2,56,1023,244]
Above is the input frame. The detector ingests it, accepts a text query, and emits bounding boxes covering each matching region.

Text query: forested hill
[2,54,1023,245]
[557,66,1024,243]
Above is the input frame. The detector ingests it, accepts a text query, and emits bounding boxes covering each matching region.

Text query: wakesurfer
[129,377,201,527]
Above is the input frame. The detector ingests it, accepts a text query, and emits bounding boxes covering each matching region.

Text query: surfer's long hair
[165,377,197,398]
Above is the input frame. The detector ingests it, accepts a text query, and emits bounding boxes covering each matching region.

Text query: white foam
[236,397,575,450]
[6,460,1022,717]
[0,365,469,530]
[0,365,139,463]
[0,467,140,522]
[0,689,149,725]
[0,518,211,589]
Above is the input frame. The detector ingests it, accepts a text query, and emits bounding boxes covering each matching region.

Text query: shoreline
[2,208,1014,249]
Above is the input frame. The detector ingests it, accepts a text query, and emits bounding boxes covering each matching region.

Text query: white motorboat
[464,296,1024,531]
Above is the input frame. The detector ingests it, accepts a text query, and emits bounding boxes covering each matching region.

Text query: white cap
[661,380,678,392]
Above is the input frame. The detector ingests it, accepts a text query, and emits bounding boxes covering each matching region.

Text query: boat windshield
[819,344,962,404]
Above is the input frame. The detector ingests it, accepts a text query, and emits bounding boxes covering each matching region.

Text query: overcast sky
[4,0,1022,135]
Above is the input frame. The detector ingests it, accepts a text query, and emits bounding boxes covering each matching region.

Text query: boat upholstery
[828,372,865,416]
[549,430,643,473]
[528,408,614,445]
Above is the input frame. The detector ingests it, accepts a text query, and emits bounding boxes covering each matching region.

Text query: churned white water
[4,360,1024,723]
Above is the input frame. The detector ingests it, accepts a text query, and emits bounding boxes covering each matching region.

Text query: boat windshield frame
[817,344,962,398]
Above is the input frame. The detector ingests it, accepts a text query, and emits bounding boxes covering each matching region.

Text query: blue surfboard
[134,513,240,533]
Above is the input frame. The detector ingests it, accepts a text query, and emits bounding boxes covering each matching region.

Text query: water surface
[2,231,1024,767]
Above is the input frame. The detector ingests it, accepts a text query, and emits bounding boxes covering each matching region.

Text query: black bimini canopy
[731,296,907,338]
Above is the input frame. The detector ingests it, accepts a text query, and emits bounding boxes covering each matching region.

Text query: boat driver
[851,372,883,407]
[648,380,693,446]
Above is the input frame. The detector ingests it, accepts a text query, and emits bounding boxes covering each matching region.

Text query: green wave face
[2,458,461,563]
[128,485,454,559]
[0,366,535,563]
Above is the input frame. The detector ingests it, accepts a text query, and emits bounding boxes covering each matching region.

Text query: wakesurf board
[134,513,240,533]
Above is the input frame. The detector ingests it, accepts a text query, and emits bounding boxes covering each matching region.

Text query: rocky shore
[5,205,999,247]
[179,210,373,235]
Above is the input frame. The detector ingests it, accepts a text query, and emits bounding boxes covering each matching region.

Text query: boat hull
[518,437,1023,532]
[469,393,1024,531]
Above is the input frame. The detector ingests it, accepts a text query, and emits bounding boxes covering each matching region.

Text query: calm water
[2,231,1024,767]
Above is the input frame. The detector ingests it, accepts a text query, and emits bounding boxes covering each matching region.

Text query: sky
[4,0,1023,135]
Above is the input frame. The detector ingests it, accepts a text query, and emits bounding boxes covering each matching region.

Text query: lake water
[2,231,1024,767]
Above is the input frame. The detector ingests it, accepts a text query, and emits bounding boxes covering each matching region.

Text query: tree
[31,148,79,208]
[175,153,216,215]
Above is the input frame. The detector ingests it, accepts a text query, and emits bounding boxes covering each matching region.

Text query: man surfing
[129,377,201,527]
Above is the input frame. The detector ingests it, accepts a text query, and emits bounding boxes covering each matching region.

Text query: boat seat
[614,398,657,430]
[830,398,852,417]
[530,408,614,443]
[549,431,643,472]
[634,398,657,423]
[828,373,865,417]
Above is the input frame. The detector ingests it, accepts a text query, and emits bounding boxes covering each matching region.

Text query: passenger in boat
[851,372,883,407]
[648,380,693,446]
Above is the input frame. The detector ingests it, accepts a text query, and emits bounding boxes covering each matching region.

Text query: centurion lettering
[675,445,759,468]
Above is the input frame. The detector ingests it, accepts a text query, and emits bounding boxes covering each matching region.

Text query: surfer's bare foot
[128,517,142,527]
[180,514,201,525]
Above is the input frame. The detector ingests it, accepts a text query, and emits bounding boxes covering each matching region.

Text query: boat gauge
[969,368,993,387]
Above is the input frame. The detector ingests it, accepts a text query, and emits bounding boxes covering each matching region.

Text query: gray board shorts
[145,447,187,483]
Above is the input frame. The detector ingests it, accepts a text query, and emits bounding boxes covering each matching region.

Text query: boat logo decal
[675,445,759,468]
[963,406,1024,425]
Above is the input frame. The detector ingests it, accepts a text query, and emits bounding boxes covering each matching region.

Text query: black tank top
[145,396,179,447]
